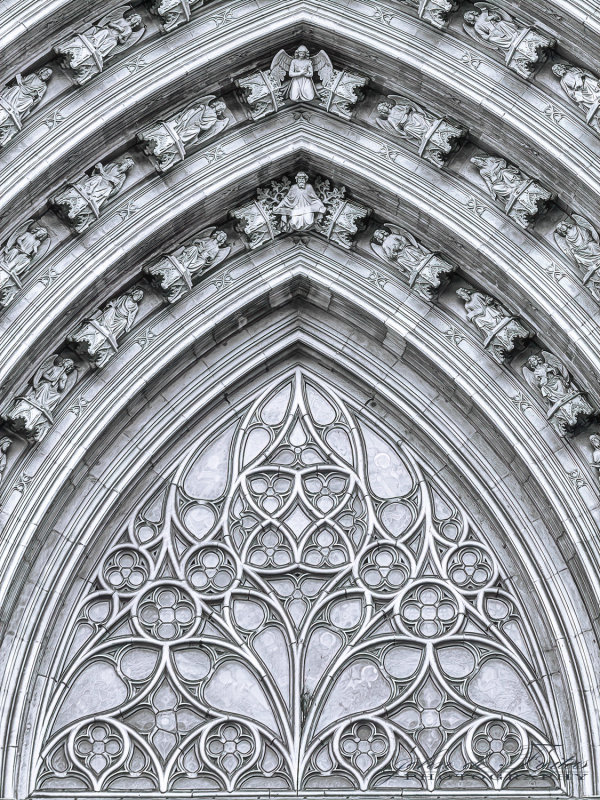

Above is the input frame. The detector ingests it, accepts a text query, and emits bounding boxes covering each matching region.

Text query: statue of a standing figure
[272,172,326,231]
[138,97,229,172]
[523,352,594,437]
[456,287,530,362]
[145,229,230,302]
[68,288,144,367]
[0,437,11,484]
[54,6,145,85]
[0,221,50,308]
[376,96,466,167]
[269,45,333,102]
[4,355,77,442]
[463,4,555,78]
[471,154,553,228]
[552,64,600,134]
[554,214,600,298]
[0,68,53,148]
[52,157,134,233]
[370,225,455,300]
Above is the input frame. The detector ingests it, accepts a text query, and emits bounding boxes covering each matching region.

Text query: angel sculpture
[0,221,50,308]
[0,68,53,148]
[269,45,334,102]
[463,4,554,78]
[370,225,455,300]
[54,6,145,85]
[145,229,230,303]
[376,96,466,167]
[590,434,600,476]
[553,64,600,133]
[554,214,600,295]
[523,352,593,437]
[5,355,77,442]
[0,437,11,484]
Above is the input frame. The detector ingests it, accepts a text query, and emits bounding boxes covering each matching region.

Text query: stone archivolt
[0,2,599,800]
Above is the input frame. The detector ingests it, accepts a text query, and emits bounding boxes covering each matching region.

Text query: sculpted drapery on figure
[471,154,554,229]
[145,229,230,303]
[52,158,134,233]
[463,3,555,78]
[4,355,77,442]
[138,97,229,172]
[554,214,600,298]
[553,64,600,134]
[371,225,456,300]
[524,352,594,437]
[54,6,145,85]
[68,289,144,368]
[376,96,466,167]
[0,68,53,148]
[0,220,49,309]
[272,172,326,231]
[456,288,530,363]
[236,45,367,120]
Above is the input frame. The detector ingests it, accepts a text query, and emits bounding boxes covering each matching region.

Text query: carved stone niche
[471,154,554,229]
[236,45,368,121]
[0,219,50,309]
[370,224,455,301]
[456,287,530,363]
[2,354,78,443]
[523,352,594,438]
[54,7,145,85]
[231,172,370,250]
[149,0,203,31]
[138,97,229,173]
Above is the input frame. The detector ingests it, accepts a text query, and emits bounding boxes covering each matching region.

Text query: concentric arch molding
[0,116,598,416]
[0,294,597,796]
[1,0,599,231]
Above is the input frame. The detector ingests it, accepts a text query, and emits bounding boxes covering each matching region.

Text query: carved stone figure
[0,220,50,308]
[554,214,600,298]
[145,229,230,303]
[418,0,461,28]
[236,45,367,120]
[68,288,143,367]
[371,225,455,300]
[4,355,77,442]
[0,68,53,148]
[138,98,228,172]
[232,174,369,250]
[463,4,555,78]
[471,154,554,228]
[552,64,600,135]
[0,437,11,484]
[456,288,530,362]
[273,172,326,232]
[376,96,466,167]
[52,158,134,233]
[150,0,202,30]
[523,352,594,437]
[54,6,145,85]
[590,434,600,478]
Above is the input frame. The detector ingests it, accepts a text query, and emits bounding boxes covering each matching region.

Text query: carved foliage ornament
[236,45,368,121]
[232,172,370,250]
[54,6,145,85]
[471,154,554,229]
[138,97,229,173]
[0,219,50,309]
[145,228,230,303]
[52,157,134,234]
[523,352,594,437]
[68,288,144,368]
[418,0,461,28]
[0,68,53,148]
[456,287,530,363]
[36,370,565,793]
[370,224,455,300]
[463,3,555,79]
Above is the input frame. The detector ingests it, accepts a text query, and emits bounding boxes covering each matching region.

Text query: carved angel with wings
[269,45,334,102]
[554,214,600,285]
